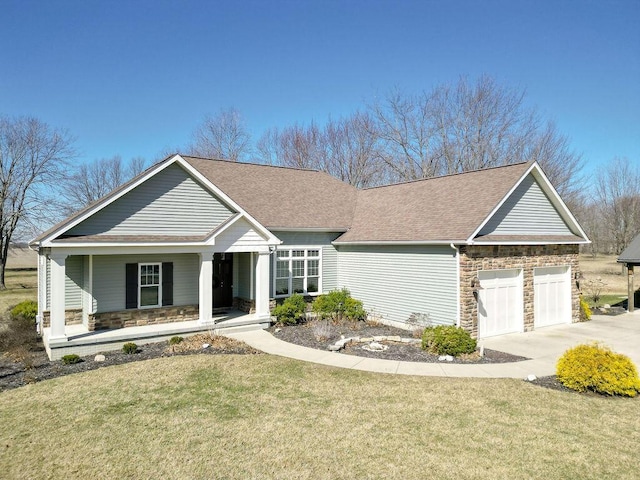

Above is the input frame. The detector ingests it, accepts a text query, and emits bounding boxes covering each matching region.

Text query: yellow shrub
[579,296,592,322]
[556,343,640,397]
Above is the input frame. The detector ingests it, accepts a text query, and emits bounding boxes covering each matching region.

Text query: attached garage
[534,266,571,328]
[477,269,523,338]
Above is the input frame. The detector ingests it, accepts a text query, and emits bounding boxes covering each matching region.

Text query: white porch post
[255,251,271,319]
[49,253,67,340]
[198,252,213,324]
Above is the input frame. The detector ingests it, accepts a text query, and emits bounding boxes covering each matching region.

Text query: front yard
[0,354,638,479]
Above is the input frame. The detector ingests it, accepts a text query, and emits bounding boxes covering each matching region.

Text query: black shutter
[125,263,138,309]
[162,262,173,306]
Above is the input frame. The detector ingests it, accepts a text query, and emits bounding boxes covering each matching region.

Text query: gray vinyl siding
[66,163,234,237]
[337,245,458,326]
[478,174,575,236]
[236,252,252,299]
[274,232,342,294]
[92,253,199,313]
[45,255,83,309]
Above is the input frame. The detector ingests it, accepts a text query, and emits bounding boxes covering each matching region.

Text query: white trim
[467,162,590,244]
[273,246,323,298]
[332,240,461,246]
[138,262,162,309]
[450,243,461,327]
[469,239,589,246]
[269,227,348,233]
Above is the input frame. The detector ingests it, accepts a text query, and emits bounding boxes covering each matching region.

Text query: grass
[0,355,638,479]
[579,253,628,296]
[0,269,37,324]
[583,294,627,309]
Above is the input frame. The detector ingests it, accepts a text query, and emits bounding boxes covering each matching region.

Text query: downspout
[450,243,461,327]
[28,242,43,335]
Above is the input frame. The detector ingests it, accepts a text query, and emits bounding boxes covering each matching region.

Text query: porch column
[255,251,271,319]
[49,253,67,340]
[628,265,635,313]
[198,252,213,324]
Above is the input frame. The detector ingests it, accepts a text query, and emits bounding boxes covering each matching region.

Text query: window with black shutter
[125,262,174,309]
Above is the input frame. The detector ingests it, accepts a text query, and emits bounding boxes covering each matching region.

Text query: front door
[213,253,233,309]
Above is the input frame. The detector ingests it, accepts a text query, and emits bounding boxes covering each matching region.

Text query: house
[30,154,589,359]
[618,233,640,312]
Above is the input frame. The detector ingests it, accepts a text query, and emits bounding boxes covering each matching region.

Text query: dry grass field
[0,354,638,480]
[579,253,628,295]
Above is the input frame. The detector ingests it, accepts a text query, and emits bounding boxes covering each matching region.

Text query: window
[139,263,161,307]
[126,262,173,309]
[274,248,321,297]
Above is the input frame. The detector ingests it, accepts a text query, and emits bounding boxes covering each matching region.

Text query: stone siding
[459,244,580,338]
[41,309,83,327]
[89,305,200,330]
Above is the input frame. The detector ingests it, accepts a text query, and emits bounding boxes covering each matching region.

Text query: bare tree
[256,123,324,170]
[323,112,385,188]
[0,116,74,289]
[62,155,149,214]
[189,108,251,162]
[595,157,640,254]
[370,75,583,196]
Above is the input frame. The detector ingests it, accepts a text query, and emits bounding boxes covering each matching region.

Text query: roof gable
[65,163,235,238]
[476,173,575,238]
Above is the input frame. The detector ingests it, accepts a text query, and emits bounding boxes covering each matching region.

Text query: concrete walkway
[226,311,640,378]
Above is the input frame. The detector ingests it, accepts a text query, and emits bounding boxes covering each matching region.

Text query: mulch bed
[0,334,260,392]
[269,319,529,364]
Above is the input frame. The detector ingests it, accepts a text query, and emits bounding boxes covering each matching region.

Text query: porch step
[213,322,270,336]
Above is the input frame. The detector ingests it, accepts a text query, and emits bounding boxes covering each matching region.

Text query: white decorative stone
[202,343,210,349]
[438,356,447,361]
[361,337,374,342]
[328,345,342,351]
[387,335,402,342]
[526,374,537,382]
[445,355,454,362]
[603,304,611,309]
[94,354,106,362]
[373,336,385,342]
[362,342,388,352]
[274,328,281,333]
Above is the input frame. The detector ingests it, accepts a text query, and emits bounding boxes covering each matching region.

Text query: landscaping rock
[526,374,538,382]
[94,354,106,362]
[202,343,210,349]
[387,335,402,342]
[445,355,454,362]
[328,345,342,352]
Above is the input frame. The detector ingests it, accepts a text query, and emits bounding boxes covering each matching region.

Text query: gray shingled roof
[35,155,581,246]
[618,233,640,264]
[182,156,358,231]
[335,162,533,243]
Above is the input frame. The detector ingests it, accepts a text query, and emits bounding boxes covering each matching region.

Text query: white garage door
[534,266,571,328]
[477,269,523,338]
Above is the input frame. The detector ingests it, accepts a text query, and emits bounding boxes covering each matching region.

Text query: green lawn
[0,269,37,328]
[0,354,638,479]
[583,294,627,309]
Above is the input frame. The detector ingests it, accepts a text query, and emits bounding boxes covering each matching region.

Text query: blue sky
[1,0,638,178]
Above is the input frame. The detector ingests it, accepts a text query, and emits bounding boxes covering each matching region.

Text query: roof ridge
[362,161,533,191]
[180,154,320,173]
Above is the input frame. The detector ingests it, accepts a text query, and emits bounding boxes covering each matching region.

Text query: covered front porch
[42,310,269,360]
[38,240,277,360]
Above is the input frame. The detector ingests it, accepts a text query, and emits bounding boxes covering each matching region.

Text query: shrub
[10,300,38,322]
[62,354,82,365]
[421,325,477,356]
[556,343,640,397]
[169,336,183,345]
[311,288,367,321]
[272,294,307,325]
[579,296,592,322]
[122,342,138,354]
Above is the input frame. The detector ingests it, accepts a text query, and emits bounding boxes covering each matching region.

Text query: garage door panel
[534,266,571,328]
[478,269,523,338]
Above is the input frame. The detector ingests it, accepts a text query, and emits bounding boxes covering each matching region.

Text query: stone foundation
[459,244,580,338]
[234,297,277,314]
[89,305,200,331]
[41,309,83,327]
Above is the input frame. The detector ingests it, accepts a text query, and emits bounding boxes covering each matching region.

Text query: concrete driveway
[481,310,640,368]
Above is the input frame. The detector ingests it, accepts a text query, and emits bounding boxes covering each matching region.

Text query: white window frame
[273,247,322,298]
[139,262,162,308]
